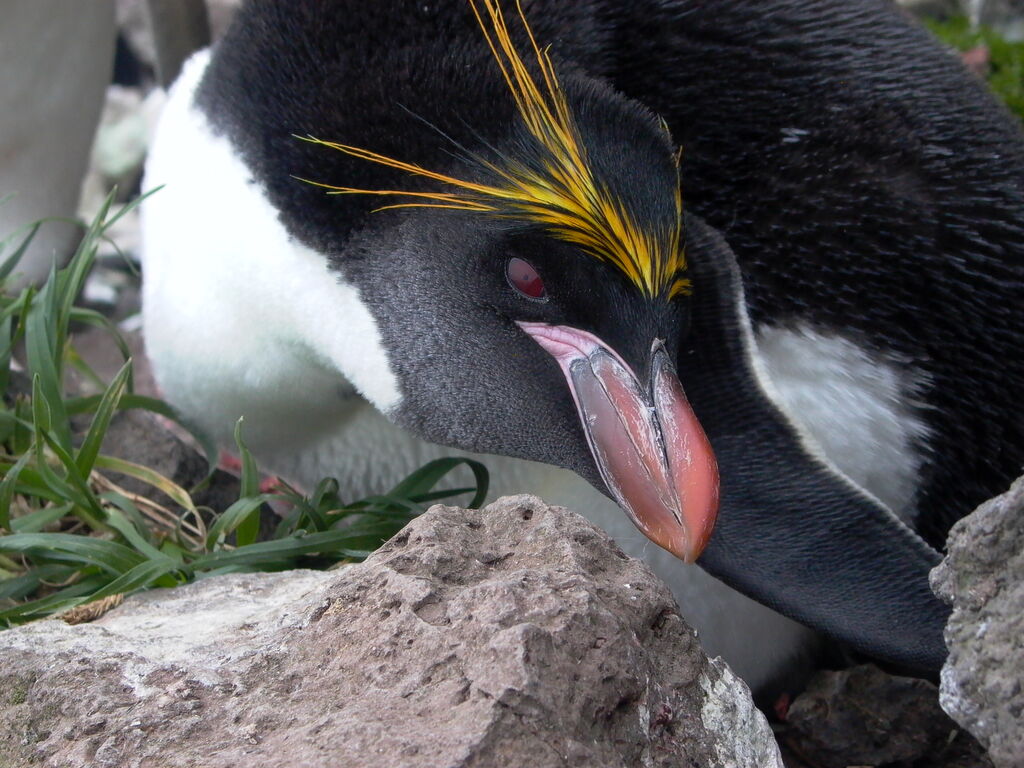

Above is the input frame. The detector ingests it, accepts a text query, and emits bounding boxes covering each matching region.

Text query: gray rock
[0,496,781,768]
[781,665,991,768]
[931,477,1024,768]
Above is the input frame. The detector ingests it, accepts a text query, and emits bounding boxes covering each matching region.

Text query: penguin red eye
[506,257,547,300]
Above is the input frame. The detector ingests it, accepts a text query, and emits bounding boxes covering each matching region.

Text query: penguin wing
[680,215,948,675]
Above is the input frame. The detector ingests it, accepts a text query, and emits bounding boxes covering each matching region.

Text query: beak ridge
[519,322,720,562]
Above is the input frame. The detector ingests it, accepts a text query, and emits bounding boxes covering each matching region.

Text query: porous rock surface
[0,495,781,768]
[931,476,1024,768]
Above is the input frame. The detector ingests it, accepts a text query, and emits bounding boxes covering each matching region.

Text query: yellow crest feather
[300,0,690,298]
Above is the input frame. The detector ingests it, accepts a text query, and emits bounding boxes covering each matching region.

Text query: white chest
[753,325,929,523]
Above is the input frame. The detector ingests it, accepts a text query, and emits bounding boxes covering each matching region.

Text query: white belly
[143,50,927,692]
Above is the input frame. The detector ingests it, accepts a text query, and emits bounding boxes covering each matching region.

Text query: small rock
[0,496,782,768]
[931,476,1024,768]
[781,665,991,768]
[98,408,241,514]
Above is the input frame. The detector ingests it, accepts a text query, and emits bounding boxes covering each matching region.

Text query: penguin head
[330,55,719,562]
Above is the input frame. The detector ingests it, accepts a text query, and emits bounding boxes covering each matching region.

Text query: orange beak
[520,322,720,563]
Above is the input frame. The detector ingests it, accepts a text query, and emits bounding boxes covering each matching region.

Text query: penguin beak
[518,322,720,563]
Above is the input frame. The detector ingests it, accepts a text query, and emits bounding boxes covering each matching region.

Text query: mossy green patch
[8,685,27,705]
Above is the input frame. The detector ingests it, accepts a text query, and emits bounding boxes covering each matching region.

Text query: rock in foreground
[0,496,781,768]
[931,477,1024,768]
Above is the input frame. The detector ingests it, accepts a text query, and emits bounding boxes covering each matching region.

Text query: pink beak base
[518,322,720,563]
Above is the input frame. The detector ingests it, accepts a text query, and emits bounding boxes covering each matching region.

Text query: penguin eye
[506,257,547,300]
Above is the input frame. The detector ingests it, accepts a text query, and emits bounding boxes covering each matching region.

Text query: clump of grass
[0,191,488,627]
[926,15,1024,120]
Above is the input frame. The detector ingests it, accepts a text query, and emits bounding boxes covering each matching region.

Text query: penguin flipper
[680,215,948,675]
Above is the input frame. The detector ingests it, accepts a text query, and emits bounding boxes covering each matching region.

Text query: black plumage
[170,0,1023,676]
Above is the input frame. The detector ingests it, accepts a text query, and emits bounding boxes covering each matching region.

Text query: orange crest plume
[299,0,691,299]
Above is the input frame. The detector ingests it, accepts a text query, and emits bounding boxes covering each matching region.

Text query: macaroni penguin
[141,0,1024,689]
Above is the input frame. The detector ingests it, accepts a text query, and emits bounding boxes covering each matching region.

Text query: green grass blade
[56,192,112,330]
[26,288,73,449]
[33,413,108,529]
[192,527,396,570]
[30,373,51,433]
[0,222,40,282]
[234,418,260,498]
[66,393,220,485]
[233,418,262,546]
[8,474,66,506]
[99,492,156,545]
[92,455,197,513]
[385,457,490,509]
[310,477,342,506]
[58,238,98,327]
[159,539,187,564]
[68,307,133,380]
[101,185,162,233]
[270,477,334,532]
[0,312,11,395]
[28,381,89,510]
[206,495,275,549]
[76,359,131,476]
[9,502,74,534]
[0,532,143,575]
[0,289,34,402]
[0,564,74,601]
[85,557,185,603]
[352,494,421,516]
[101,504,166,562]
[0,576,109,624]
[0,451,32,530]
